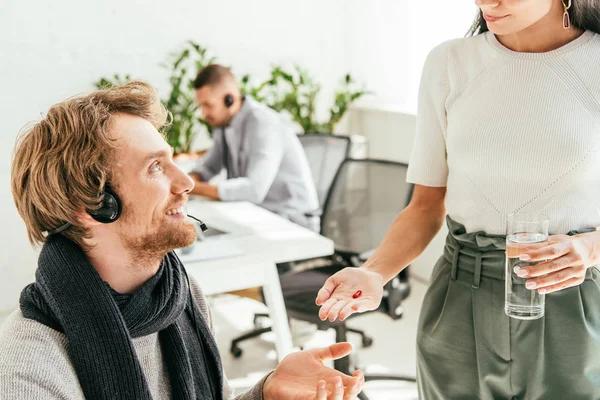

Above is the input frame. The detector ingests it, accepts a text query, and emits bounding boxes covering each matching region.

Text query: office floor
[211,278,428,399]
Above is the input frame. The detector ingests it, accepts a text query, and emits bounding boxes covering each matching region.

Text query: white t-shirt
[407,30,600,235]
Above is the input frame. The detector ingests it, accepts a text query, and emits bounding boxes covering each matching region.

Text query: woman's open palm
[315,267,385,322]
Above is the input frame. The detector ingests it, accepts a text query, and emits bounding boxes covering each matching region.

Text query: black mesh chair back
[298,134,351,210]
[280,159,418,393]
[230,158,419,394]
[321,159,414,254]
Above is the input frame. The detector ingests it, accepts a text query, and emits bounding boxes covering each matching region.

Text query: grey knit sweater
[0,279,268,399]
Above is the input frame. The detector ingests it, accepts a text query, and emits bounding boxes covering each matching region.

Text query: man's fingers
[327,300,348,322]
[312,342,353,361]
[332,376,344,400]
[353,369,364,384]
[341,370,362,388]
[343,371,364,400]
[315,380,327,400]
[316,276,337,306]
[319,298,339,321]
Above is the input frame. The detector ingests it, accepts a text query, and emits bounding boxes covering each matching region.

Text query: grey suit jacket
[192,97,319,230]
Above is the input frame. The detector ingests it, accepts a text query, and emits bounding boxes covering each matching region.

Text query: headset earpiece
[47,185,122,235]
[224,94,234,108]
[89,186,122,224]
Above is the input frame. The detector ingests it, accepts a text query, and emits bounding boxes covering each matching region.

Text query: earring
[563,0,572,29]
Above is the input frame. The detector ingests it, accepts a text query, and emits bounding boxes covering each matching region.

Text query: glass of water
[505,213,549,320]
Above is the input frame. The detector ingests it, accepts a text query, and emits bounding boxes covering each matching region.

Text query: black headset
[224,94,234,108]
[221,94,234,179]
[47,186,122,235]
[46,182,217,396]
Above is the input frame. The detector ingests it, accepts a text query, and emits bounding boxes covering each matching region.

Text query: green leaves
[253,65,368,134]
[95,43,214,155]
[159,41,219,155]
[160,42,215,155]
[94,74,131,89]
[94,43,369,155]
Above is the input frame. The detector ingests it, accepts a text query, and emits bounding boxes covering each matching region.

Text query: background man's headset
[224,93,234,108]
[46,186,217,399]
[221,93,240,179]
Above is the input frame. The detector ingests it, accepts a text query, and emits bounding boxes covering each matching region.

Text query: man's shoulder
[187,277,211,321]
[245,97,285,129]
[0,309,68,353]
[0,310,82,398]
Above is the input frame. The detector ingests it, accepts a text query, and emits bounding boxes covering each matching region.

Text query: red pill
[352,290,362,299]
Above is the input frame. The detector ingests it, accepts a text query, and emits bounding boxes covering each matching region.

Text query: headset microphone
[186,214,208,232]
[182,213,217,399]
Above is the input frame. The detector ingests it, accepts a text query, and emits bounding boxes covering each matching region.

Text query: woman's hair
[11,81,170,249]
[468,1,600,36]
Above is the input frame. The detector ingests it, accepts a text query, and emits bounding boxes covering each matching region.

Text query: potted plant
[160,41,215,159]
[94,41,215,159]
[249,65,369,134]
[95,43,370,158]
[247,65,370,158]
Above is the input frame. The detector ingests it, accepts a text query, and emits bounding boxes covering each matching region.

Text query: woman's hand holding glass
[517,233,599,294]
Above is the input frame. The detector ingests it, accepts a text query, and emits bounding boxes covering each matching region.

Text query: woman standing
[315,1,600,398]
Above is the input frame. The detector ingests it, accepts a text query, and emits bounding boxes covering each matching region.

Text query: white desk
[179,200,334,361]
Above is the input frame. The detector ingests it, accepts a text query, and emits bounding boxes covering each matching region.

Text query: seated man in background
[0,81,363,400]
[190,64,320,232]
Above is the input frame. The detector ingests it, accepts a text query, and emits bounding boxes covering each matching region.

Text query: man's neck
[233,95,244,113]
[225,95,245,126]
[85,238,162,294]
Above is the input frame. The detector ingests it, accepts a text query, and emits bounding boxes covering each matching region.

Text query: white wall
[0,0,354,313]
[347,0,478,113]
[347,109,448,281]
[0,0,482,311]
[345,1,478,281]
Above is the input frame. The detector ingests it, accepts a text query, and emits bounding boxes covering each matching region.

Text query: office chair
[278,159,416,400]
[297,133,351,212]
[229,134,351,354]
[231,160,417,397]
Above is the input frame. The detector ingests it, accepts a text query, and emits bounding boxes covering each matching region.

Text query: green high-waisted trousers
[417,216,600,399]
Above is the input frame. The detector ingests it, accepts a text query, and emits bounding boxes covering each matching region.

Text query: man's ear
[75,210,103,228]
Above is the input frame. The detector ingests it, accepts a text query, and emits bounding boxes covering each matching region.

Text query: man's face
[109,113,197,257]
[195,85,230,127]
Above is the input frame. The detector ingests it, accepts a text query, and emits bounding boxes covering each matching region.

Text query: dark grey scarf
[20,235,223,400]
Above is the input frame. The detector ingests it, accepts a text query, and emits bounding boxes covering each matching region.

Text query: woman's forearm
[362,202,446,283]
